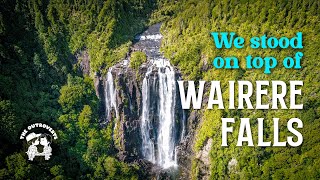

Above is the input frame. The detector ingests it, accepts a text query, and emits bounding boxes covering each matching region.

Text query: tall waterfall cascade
[105,68,118,121]
[137,23,185,169]
[103,23,185,169]
[140,58,178,168]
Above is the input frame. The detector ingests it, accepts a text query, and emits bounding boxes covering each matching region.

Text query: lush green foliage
[130,51,147,70]
[1,0,319,179]
[40,0,156,73]
[160,0,320,179]
[56,75,140,178]
[0,0,153,179]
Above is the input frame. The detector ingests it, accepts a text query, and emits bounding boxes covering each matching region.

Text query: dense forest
[0,0,319,179]
[0,0,156,179]
[159,0,319,179]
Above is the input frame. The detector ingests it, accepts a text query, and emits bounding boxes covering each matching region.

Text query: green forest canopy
[0,0,319,179]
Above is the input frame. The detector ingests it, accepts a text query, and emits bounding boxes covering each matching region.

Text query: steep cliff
[94,23,189,178]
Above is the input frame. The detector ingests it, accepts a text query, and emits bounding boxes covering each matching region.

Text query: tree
[130,51,147,70]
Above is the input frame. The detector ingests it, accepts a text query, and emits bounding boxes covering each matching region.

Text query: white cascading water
[105,68,118,120]
[95,23,185,169]
[140,58,178,168]
[157,59,177,168]
[140,69,156,163]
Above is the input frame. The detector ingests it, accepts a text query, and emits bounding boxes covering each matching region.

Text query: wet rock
[100,23,191,179]
[94,72,106,122]
[176,110,201,179]
[110,67,143,161]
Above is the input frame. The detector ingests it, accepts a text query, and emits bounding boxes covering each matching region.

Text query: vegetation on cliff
[0,0,319,179]
[130,51,147,70]
[0,0,154,179]
[159,0,320,179]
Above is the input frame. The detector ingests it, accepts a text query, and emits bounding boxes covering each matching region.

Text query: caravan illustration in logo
[20,123,58,161]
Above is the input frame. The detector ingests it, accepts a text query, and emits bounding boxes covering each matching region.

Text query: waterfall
[140,70,156,163]
[105,68,118,121]
[140,58,179,168]
[101,23,185,169]
[157,61,177,168]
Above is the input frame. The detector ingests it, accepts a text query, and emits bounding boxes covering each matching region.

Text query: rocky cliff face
[91,23,195,179]
[107,64,144,161]
[176,110,201,179]
[103,24,187,174]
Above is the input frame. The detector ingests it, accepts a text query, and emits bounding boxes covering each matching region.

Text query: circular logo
[20,123,58,161]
